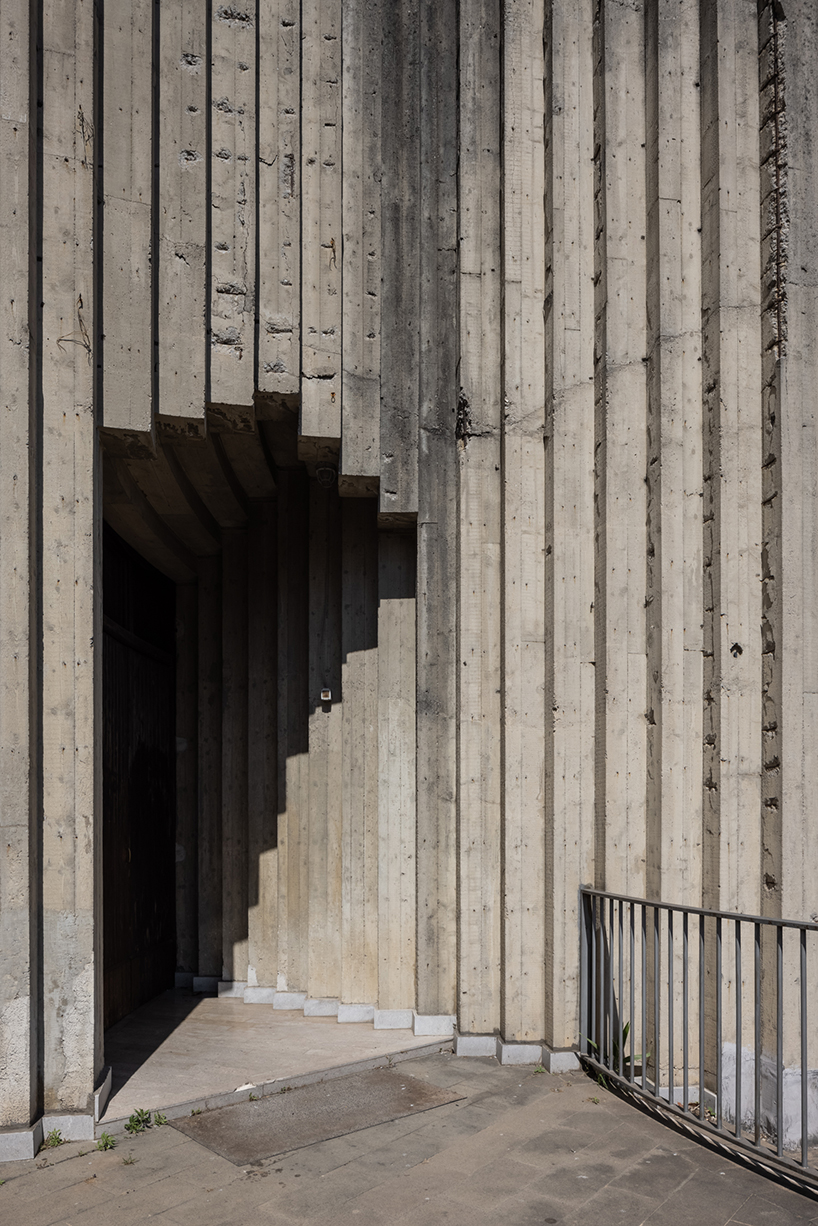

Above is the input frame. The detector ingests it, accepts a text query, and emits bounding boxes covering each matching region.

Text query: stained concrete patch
[170,1067,464,1164]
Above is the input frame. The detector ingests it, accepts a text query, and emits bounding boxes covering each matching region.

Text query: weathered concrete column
[457,0,502,1039]
[175,581,199,977]
[307,480,343,1000]
[699,0,762,918]
[247,501,278,990]
[340,500,379,1007]
[592,0,648,896]
[377,532,417,1013]
[275,470,310,995]
[0,0,38,1139]
[415,0,459,1022]
[221,527,249,983]
[501,0,547,1044]
[197,553,222,979]
[40,0,102,1132]
[544,0,596,1052]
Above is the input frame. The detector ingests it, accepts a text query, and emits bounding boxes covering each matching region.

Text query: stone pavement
[2,1053,817,1226]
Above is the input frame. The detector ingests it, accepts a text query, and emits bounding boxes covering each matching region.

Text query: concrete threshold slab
[97,1039,453,1139]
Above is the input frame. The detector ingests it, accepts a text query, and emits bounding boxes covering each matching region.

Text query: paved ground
[102,991,444,1125]
[3,1053,818,1225]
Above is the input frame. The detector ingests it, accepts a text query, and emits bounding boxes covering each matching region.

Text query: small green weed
[190,1108,202,1116]
[122,1153,136,1166]
[153,1113,168,1126]
[249,1094,259,1102]
[533,1063,546,1074]
[96,1133,116,1151]
[124,1109,152,1135]
[43,1130,63,1149]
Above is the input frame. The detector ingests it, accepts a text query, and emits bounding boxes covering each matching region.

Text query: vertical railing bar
[668,909,674,1107]
[777,923,784,1158]
[760,921,765,1147]
[618,899,624,1078]
[716,915,723,1131]
[699,913,706,1122]
[801,926,808,1169]
[580,892,588,1056]
[735,921,742,1139]
[591,896,598,1063]
[654,905,661,1101]
[630,902,635,1083]
[642,904,648,1094]
[683,911,689,1114]
[608,898,615,1072]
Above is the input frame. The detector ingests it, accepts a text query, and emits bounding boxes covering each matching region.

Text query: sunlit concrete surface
[100,991,448,1125]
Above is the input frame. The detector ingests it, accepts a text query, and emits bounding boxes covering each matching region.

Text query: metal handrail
[579,886,817,1187]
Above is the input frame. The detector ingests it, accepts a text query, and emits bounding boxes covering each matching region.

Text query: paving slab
[4,1053,818,1225]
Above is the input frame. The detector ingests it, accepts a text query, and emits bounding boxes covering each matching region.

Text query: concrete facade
[2,0,818,1148]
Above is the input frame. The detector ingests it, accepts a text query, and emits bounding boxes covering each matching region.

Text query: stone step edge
[213,982,456,1038]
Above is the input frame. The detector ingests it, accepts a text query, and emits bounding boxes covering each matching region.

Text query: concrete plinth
[244,987,277,1004]
[542,1048,580,1073]
[304,998,340,1017]
[338,1004,375,1023]
[0,1120,43,1162]
[373,1009,414,1030]
[218,981,247,999]
[41,1113,95,1142]
[193,977,219,994]
[496,1041,543,1066]
[273,992,307,1010]
[413,1013,456,1037]
[453,1033,498,1058]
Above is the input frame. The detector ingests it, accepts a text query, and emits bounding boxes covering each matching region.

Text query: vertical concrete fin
[700,0,763,916]
[340,0,381,483]
[379,0,419,517]
[340,501,379,1006]
[209,0,256,409]
[457,0,502,1039]
[500,0,547,1044]
[300,0,342,442]
[592,0,648,897]
[221,527,249,982]
[247,502,278,988]
[377,532,417,1011]
[41,0,101,1110]
[644,0,703,909]
[197,554,223,977]
[102,0,154,434]
[0,0,37,1129]
[415,0,459,1017]
[176,582,199,974]
[157,0,207,421]
[544,0,596,1051]
[257,0,300,397]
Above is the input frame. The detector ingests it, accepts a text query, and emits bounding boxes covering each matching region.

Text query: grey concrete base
[413,1012,456,1037]
[338,1003,375,1023]
[304,998,340,1017]
[244,986,277,1004]
[542,1047,580,1073]
[373,1009,414,1030]
[273,991,307,1010]
[174,972,194,988]
[497,1040,543,1066]
[94,1066,113,1122]
[453,1032,498,1058]
[193,976,219,993]
[0,1119,43,1161]
[217,980,248,999]
[42,1113,95,1142]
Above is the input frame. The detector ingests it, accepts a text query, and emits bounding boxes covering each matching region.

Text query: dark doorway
[102,523,177,1029]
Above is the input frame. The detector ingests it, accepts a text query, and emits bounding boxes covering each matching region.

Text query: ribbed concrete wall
[2,0,818,1132]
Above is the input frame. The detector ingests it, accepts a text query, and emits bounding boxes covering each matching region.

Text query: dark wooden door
[103,525,176,1029]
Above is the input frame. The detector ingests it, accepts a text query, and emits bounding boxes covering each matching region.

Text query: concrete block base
[244,987,277,1004]
[542,1048,580,1073]
[497,1040,543,1066]
[42,1113,95,1142]
[338,1003,375,1023]
[304,998,339,1017]
[193,976,219,993]
[217,980,247,999]
[174,972,194,988]
[94,1066,113,1122]
[273,992,307,1010]
[413,1012,456,1037]
[373,1009,414,1030]
[0,1119,43,1162]
[453,1032,498,1058]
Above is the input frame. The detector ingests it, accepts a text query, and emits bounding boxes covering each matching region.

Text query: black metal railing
[580,887,818,1184]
